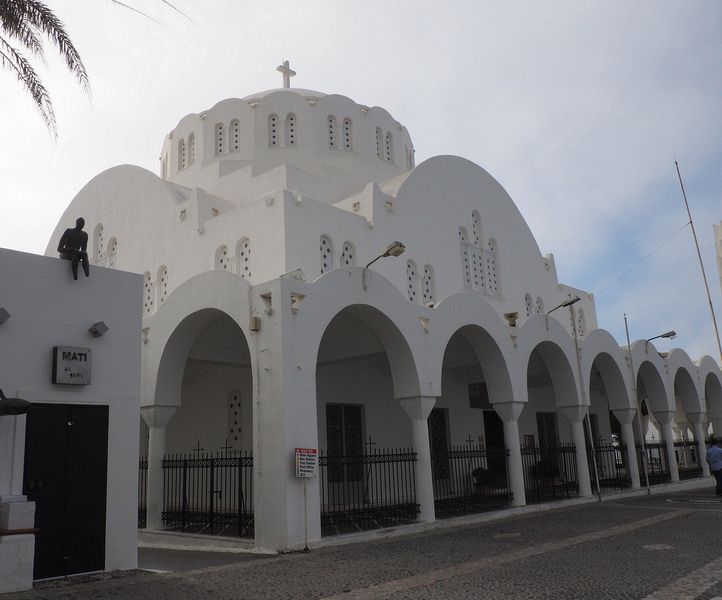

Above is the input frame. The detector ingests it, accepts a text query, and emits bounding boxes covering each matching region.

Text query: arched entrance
[314,305,423,536]
[636,360,675,483]
[434,325,514,516]
[144,308,254,537]
[672,367,705,478]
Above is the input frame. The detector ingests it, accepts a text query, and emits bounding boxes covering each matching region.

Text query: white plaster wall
[0,248,141,572]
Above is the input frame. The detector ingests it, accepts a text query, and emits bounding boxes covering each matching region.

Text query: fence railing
[431,444,511,518]
[636,443,670,484]
[587,443,632,491]
[162,450,254,537]
[138,456,148,528]
[319,447,418,536]
[521,443,578,503]
[674,440,703,479]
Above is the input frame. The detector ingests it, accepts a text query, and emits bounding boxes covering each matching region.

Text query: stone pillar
[612,408,641,489]
[493,402,526,507]
[656,411,680,482]
[399,396,436,523]
[561,406,593,497]
[141,406,176,530]
[688,413,711,477]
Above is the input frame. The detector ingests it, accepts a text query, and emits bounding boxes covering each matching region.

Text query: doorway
[23,403,109,579]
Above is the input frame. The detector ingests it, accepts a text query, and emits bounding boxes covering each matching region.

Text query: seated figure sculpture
[57,217,90,280]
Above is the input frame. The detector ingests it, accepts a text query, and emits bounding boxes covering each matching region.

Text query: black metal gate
[521,443,579,503]
[23,403,109,579]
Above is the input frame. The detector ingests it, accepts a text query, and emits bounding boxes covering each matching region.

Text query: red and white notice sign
[294,448,318,478]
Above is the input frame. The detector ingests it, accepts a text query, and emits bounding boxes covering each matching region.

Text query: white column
[141,406,176,530]
[688,413,711,477]
[561,406,593,497]
[493,401,526,507]
[613,408,641,489]
[399,396,436,523]
[656,411,680,482]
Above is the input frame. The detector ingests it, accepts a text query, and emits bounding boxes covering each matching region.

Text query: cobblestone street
[7,487,722,600]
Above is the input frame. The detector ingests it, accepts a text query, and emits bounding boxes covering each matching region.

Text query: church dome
[159,71,415,203]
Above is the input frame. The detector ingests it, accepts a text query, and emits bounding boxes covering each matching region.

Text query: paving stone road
[7,488,722,600]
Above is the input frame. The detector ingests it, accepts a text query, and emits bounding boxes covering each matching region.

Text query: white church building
[47,64,722,552]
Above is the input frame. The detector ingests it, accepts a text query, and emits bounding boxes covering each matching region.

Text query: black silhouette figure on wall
[58,217,90,280]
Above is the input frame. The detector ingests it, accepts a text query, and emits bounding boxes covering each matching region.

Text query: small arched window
[472,211,481,247]
[459,227,468,243]
[143,271,154,316]
[406,260,418,304]
[158,265,169,304]
[577,308,586,337]
[227,389,242,449]
[93,223,104,265]
[485,238,499,296]
[107,237,118,269]
[525,294,533,317]
[422,265,435,306]
[327,115,337,149]
[188,133,195,165]
[230,119,240,153]
[268,114,278,147]
[285,113,296,146]
[236,238,251,279]
[535,296,544,314]
[375,127,383,159]
[215,123,225,155]
[340,241,355,266]
[215,245,230,271]
[384,131,393,162]
[343,118,352,150]
[177,138,186,170]
[320,235,333,274]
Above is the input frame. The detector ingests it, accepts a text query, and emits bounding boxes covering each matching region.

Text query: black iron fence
[138,456,148,528]
[521,443,579,503]
[636,443,670,485]
[587,443,632,492]
[319,447,418,536]
[431,444,511,518]
[162,450,254,537]
[675,440,703,479]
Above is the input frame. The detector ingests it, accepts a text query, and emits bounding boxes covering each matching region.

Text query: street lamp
[0,388,30,416]
[645,330,676,351]
[546,296,581,330]
[362,241,406,290]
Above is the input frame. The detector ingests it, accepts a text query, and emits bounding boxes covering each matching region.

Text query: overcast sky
[2,0,721,361]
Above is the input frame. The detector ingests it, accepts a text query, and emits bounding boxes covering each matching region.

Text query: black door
[326,404,364,482]
[483,410,506,475]
[23,403,109,579]
[428,408,450,480]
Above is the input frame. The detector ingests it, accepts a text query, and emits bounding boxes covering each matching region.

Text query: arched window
[227,389,242,449]
[177,138,186,170]
[458,227,468,243]
[525,293,533,317]
[93,223,104,265]
[485,238,499,296]
[471,246,482,290]
[472,211,481,247]
[236,238,251,279]
[535,296,544,314]
[340,241,355,266]
[157,265,169,304]
[215,123,225,155]
[143,271,154,316]
[422,264,435,306]
[406,260,419,304]
[107,237,118,269]
[215,245,230,271]
[320,235,333,274]
[327,115,337,149]
[188,133,195,165]
[384,131,393,162]
[268,114,278,147]
[230,119,240,153]
[343,118,352,150]
[577,308,586,337]
[375,127,383,159]
[285,113,296,146]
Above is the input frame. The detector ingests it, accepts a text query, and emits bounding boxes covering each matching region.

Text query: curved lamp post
[362,241,406,290]
[0,388,31,416]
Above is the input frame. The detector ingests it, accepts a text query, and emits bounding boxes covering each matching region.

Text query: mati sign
[52,346,91,385]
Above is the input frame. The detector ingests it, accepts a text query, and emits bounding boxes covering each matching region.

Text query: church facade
[47,67,722,551]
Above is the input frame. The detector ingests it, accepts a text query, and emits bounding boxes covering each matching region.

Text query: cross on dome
[276,60,296,88]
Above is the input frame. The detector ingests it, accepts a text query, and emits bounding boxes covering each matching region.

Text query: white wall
[0,248,141,575]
